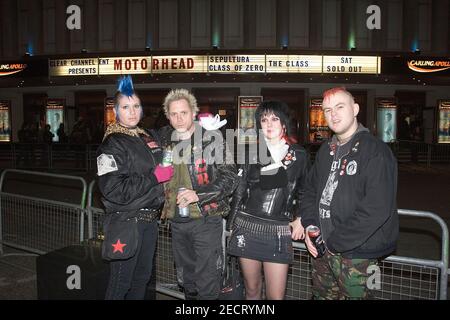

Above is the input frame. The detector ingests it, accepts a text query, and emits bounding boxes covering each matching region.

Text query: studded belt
[135,208,160,223]
[235,211,291,237]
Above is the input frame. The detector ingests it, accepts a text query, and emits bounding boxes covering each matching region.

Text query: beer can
[177,187,190,218]
[308,225,326,258]
[161,146,173,167]
[307,225,321,240]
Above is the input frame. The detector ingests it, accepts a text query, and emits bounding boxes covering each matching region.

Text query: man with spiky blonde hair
[159,88,237,300]
[163,88,199,119]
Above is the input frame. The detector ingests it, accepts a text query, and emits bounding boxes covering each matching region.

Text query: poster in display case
[237,96,262,144]
[438,100,450,143]
[104,97,116,129]
[46,99,65,142]
[308,98,330,144]
[376,98,397,143]
[0,100,11,142]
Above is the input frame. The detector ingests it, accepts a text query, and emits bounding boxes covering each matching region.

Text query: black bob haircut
[254,100,291,135]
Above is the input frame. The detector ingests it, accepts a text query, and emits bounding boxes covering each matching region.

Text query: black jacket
[159,124,238,220]
[97,126,165,213]
[301,130,399,259]
[227,143,310,230]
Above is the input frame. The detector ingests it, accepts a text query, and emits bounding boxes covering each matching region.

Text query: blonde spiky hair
[163,88,198,118]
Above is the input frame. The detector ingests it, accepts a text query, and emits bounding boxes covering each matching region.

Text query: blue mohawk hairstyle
[117,75,134,97]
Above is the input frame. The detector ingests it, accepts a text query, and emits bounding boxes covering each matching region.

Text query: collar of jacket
[103,122,149,141]
[328,124,369,155]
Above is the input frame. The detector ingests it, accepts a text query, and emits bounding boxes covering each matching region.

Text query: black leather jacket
[97,125,165,214]
[227,143,310,230]
[159,123,238,220]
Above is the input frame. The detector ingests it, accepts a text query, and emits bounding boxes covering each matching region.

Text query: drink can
[307,225,320,240]
[308,226,326,258]
[162,146,173,167]
[177,187,190,218]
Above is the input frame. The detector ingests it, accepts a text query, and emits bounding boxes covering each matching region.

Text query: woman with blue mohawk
[97,75,174,299]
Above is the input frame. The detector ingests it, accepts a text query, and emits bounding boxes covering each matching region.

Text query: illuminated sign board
[49,58,98,76]
[151,56,205,73]
[323,56,381,74]
[104,97,116,129]
[0,101,11,142]
[49,55,382,76]
[0,63,27,76]
[266,55,322,73]
[308,98,330,144]
[408,59,450,73]
[438,100,450,144]
[208,55,265,73]
[376,98,397,143]
[99,56,152,75]
[238,96,262,144]
[46,99,65,142]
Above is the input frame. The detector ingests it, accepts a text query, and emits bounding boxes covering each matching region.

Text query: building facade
[1,0,450,144]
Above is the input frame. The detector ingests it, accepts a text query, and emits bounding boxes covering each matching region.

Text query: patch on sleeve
[97,154,118,176]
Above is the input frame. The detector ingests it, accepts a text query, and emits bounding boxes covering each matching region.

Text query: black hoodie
[300,126,399,259]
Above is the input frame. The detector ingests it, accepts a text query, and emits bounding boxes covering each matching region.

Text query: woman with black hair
[227,100,310,300]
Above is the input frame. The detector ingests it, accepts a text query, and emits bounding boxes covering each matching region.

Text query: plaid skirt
[227,212,293,264]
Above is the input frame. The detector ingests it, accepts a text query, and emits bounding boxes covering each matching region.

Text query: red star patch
[112,239,127,253]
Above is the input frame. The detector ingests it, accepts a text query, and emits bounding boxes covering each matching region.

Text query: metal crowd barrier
[287,208,448,300]
[0,143,101,172]
[0,169,88,256]
[1,172,448,300]
[148,210,449,300]
[85,181,449,301]
[86,180,187,299]
[1,141,450,173]
[393,140,450,166]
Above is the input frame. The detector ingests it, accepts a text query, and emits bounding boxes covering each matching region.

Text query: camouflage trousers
[311,251,377,300]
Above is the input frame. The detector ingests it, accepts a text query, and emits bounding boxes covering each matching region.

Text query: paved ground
[0,163,449,299]
[395,163,450,260]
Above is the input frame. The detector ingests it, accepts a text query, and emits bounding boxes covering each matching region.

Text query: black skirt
[227,212,293,264]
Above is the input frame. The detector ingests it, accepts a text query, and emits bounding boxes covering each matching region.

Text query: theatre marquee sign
[49,55,381,76]
[407,59,450,73]
[0,63,27,76]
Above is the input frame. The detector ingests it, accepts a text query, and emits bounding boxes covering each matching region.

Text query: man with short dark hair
[301,87,398,299]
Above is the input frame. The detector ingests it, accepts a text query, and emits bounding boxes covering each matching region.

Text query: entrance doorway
[75,91,107,143]
[348,90,368,128]
[193,87,241,130]
[138,88,171,130]
[395,91,426,141]
[23,93,48,138]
